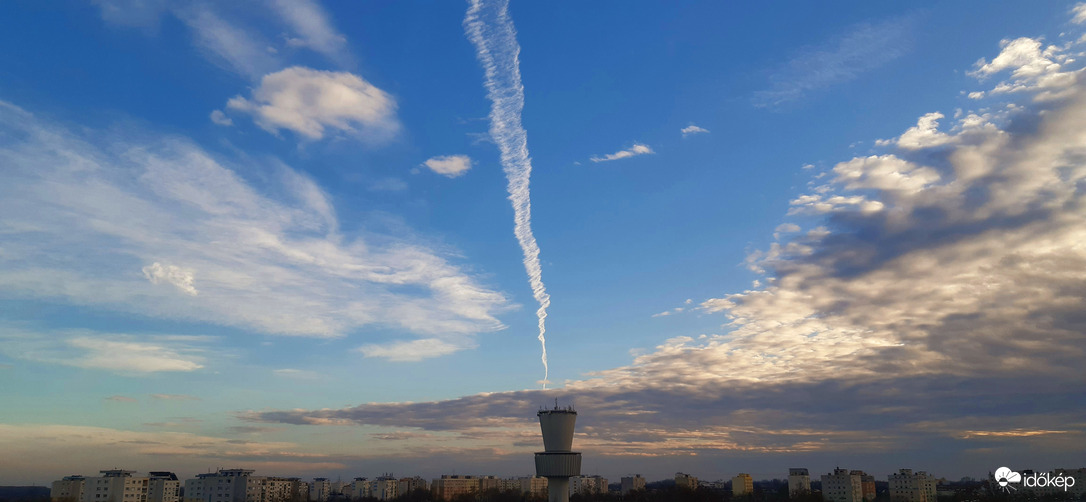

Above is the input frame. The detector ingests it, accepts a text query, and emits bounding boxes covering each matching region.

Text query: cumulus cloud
[227,67,399,142]
[422,155,473,178]
[210,110,233,126]
[680,125,709,136]
[248,34,1086,469]
[0,101,508,358]
[589,143,654,163]
[753,16,915,107]
[967,37,1080,100]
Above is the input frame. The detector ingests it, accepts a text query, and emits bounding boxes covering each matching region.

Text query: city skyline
[3,0,1086,485]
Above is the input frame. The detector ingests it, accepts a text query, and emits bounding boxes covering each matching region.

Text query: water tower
[534,401,581,502]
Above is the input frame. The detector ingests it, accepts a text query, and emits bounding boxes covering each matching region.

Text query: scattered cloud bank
[753,16,915,107]
[422,155,473,178]
[268,0,351,66]
[248,29,1086,465]
[227,67,399,142]
[0,101,508,360]
[681,125,709,137]
[589,143,654,163]
[210,110,233,126]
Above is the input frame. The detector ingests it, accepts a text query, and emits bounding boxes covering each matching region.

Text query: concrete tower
[534,403,581,502]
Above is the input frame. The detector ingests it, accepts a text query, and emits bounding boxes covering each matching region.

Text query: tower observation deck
[534,402,582,502]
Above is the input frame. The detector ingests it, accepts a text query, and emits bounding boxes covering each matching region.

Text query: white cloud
[173,5,278,79]
[227,67,400,142]
[273,368,320,379]
[968,37,1081,101]
[142,262,198,296]
[754,17,915,107]
[681,125,709,136]
[875,112,953,150]
[590,143,654,163]
[422,155,473,178]
[0,329,207,374]
[104,395,137,402]
[150,393,200,400]
[269,0,351,66]
[209,110,233,126]
[0,101,508,356]
[91,0,167,31]
[358,338,468,362]
[1072,3,1086,24]
[773,223,801,240]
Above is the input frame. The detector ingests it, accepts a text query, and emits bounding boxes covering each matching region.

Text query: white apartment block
[430,476,477,501]
[732,474,753,497]
[517,476,548,498]
[183,469,263,502]
[620,475,646,495]
[569,475,607,496]
[53,476,86,502]
[80,470,147,502]
[371,475,397,501]
[396,477,428,497]
[821,469,863,502]
[888,469,936,502]
[789,469,811,498]
[347,478,369,500]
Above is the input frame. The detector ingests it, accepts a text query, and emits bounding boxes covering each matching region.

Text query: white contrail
[464,0,551,389]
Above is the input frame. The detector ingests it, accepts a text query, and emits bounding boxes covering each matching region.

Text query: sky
[2,0,1086,487]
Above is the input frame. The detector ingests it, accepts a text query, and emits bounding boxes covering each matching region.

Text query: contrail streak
[464,0,551,389]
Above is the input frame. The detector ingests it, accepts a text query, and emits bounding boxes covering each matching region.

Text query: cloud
[210,110,233,126]
[0,329,206,374]
[248,35,1086,470]
[422,155,473,178]
[150,394,200,401]
[173,5,278,79]
[269,0,351,66]
[680,125,709,137]
[142,262,198,296]
[357,337,469,362]
[773,223,801,240]
[875,112,953,150]
[589,143,654,163]
[464,0,554,386]
[753,16,915,107]
[0,101,509,357]
[90,0,167,31]
[1075,3,1086,24]
[105,395,137,403]
[0,424,347,484]
[227,67,400,142]
[967,37,1080,101]
[273,368,320,379]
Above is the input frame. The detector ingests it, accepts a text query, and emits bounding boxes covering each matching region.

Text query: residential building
[733,474,753,497]
[620,475,645,495]
[675,472,699,491]
[372,475,397,501]
[183,469,261,502]
[308,479,329,502]
[430,476,478,501]
[347,478,369,500]
[821,469,862,502]
[147,473,180,502]
[81,470,147,502]
[789,469,811,498]
[53,476,86,502]
[396,477,427,497]
[569,476,607,496]
[517,476,548,498]
[850,472,874,502]
[888,469,936,502]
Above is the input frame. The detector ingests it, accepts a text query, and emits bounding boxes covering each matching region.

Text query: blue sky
[2,0,1086,486]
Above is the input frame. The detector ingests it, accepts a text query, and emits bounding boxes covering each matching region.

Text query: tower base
[546,477,569,502]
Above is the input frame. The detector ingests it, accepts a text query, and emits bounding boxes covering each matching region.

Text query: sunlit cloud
[422,155,473,178]
[590,143,654,163]
[0,101,509,357]
[681,125,709,137]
